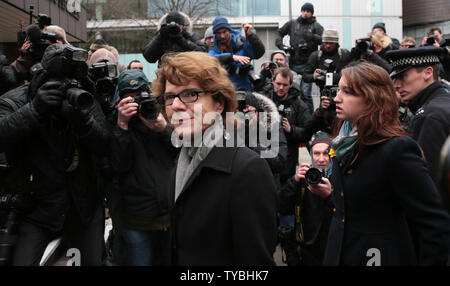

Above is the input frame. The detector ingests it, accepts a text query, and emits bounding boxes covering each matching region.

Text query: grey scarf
[174,123,224,202]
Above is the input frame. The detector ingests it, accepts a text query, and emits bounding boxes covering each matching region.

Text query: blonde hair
[371,31,392,49]
[152,52,237,125]
[43,25,69,44]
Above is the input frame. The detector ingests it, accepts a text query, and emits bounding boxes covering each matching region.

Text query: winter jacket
[142,12,206,64]
[324,136,450,265]
[276,16,324,66]
[406,81,450,182]
[0,54,18,96]
[209,29,265,91]
[266,91,313,183]
[0,83,110,232]
[110,119,178,223]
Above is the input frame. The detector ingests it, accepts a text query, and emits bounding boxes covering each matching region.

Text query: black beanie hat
[372,22,386,34]
[301,2,314,14]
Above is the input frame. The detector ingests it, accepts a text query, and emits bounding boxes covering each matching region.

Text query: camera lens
[305,168,324,185]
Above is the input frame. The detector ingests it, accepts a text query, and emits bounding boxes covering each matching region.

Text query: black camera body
[268,61,282,71]
[130,92,159,122]
[236,91,248,112]
[88,61,118,100]
[356,37,373,51]
[305,167,327,185]
[297,41,308,51]
[278,104,293,118]
[426,36,437,46]
[321,86,339,102]
[64,79,94,111]
[162,21,182,37]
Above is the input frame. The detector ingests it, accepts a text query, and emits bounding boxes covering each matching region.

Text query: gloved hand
[32,81,65,115]
[60,99,93,134]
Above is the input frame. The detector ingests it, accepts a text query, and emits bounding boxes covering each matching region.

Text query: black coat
[267,91,313,183]
[0,83,110,232]
[110,121,178,222]
[406,81,450,182]
[168,145,278,266]
[276,16,324,66]
[324,136,450,265]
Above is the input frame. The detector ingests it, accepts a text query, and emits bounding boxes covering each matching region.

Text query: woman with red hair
[309,61,450,265]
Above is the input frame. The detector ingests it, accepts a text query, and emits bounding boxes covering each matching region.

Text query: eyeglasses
[157,89,217,106]
[400,44,415,49]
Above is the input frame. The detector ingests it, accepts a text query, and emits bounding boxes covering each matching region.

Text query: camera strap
[294,183,306,244]
[65,147,79,173]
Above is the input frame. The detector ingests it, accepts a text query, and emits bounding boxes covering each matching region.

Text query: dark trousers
[12,204,104,266]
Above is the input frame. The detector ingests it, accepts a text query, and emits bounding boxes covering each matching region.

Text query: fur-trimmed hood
[157,11,193,34]
[246,92,280,131]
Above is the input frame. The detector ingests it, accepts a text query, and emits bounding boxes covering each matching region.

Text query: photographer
[351,34,392,72]
[422,27,450,81]
[109,69,176,266]
[303,29,352,134]
[275,2,324,113]
[278,132,333,265]
[11,23,66,84]
[208,16,265,91]
[255,50,301,95]
[0,44,110,265]
[265,67,313,185]
[142,11,206,64]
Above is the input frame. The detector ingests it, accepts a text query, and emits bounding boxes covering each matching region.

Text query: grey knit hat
[322,29,339,43]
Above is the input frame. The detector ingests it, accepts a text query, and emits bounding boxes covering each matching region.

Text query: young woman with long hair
[309,61,450,265]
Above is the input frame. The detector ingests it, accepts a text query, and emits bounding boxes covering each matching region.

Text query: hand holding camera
[117,96,138,130]
[32,81,65,115]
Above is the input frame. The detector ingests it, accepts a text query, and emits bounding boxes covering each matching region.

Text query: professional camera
[162,21,182,37]
[88,61,118,100]
[321,86,339,102]
[297,41,309,51]
[130,91,159,122]
[19,24,58,61]
[268,61,282,71]
[241,64,262,86]
[305,167,327,185]
[64,79,94,110]
[425,36,437,46]
[278,104,293,118]
[356,37,373,51]
[236,91,248,112]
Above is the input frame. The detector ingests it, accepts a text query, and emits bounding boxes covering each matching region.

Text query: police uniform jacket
[406,81,450,182]
[324,136,450,265]
[168,145,278,266]
[0,83,110,232]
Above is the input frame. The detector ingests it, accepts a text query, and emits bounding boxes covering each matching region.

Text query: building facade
[402,0,450,45]
[84,0,403,81]
[0,0,87,60]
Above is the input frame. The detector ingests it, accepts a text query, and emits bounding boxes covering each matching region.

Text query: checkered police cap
[385,47,443,78]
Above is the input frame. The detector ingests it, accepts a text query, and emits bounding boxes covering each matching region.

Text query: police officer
[387,47,450,182]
